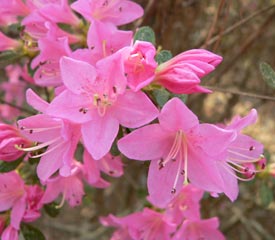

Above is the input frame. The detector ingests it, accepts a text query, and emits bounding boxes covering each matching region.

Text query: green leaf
[43,202,60,218]
[21,223,46,240]
[0,51,24,68]
[259,182,273,207]
[134,26,156,45]
[152,88,170,107]
[155,50,173,64]
[259,62,275,89]
[0,157,23,173]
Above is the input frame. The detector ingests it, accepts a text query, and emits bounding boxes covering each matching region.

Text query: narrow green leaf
[0,157,23,173]
[134,26,156,45]
[259,62,275,89]
[153,88,170,107]
[21,223,46,240]
[259,182,273,207]
[43,202,60,218]
[155,50,173,64]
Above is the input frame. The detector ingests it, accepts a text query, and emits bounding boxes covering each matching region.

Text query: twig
[0,98,36,114]
[200,4,275,48]
[202,0,226,48]
[203,85,275,102]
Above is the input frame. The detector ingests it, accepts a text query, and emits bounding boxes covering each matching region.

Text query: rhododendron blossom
[119,97,236,207]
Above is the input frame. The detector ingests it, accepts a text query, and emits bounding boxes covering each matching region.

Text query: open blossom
[31,36,72,86]
[41,163,84,207]
[101,208,176,240]
[173,217,225,240]
[71,0,144,26]
[154,49,223,94]
[213,109,264,201]
[87,20,132,61]
[165,184,204,224]
[118,97,236,207]
[47,53,158,160]
[1,225,19,240]
[0,123,31,162]
[83,150,124,187]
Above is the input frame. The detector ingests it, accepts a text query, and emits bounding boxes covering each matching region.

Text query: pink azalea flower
[101,208,176,240]
[18,114,81,181]
[41,164,84,207]
[28,0,81,26]
[123,41,157,91]
[87,20,132,61]
[82,150,124,188]
[0,32,20,51]
[173,217,225,240]
[128,208,176,240]
[71,0,144,26]
[213,109,264,201]
[154,49,222,94]
[118,97,236,207]
[47,54,159,160]
[0,0,30,19]
[31,36,72,86]
[165,184,204,224]
[100,214,134,240]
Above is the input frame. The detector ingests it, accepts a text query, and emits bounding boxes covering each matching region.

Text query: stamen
[16,136,62,152]
[29,140,64,158]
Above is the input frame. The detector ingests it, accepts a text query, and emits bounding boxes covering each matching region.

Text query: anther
[109,170,114,175]
[171,188,176,194]
[29,129,33,134]
[20,126,25,130]
[112,86,117,94]
[180,170,185,175]
[249,146,255,151]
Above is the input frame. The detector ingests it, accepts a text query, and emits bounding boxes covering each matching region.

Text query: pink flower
[87,20,132,61]
[101,208,176,240]
[47,54,159,160]
[71,0,144,26]
[165,184,204,224]
[173,217,225,240]
[18,114,81,181]
[213,109,264,201]
[118,97,236,207]
[41,164,84,207]
[0,123,31,162]
[31,36,72,86]
[154,49,222,94]
[124,41,157,91]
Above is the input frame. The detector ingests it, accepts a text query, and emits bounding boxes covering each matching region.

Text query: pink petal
[147,159,184,208]
[112,90,159,128]
[198,124,236,156]
[46,90,93,123]
[60,57,97,95]
[10,197,26,229]
[159,98,199,132]
[82,113,119,160]
[118,124,172,160]
[26,88,49,112]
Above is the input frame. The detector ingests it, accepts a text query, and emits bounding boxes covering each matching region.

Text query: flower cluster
[0,0,266,239]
